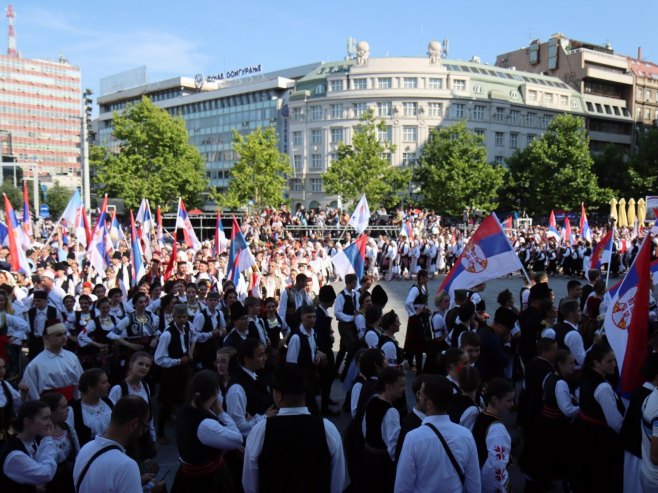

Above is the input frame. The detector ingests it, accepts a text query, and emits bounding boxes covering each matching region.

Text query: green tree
[323,110,411,208]
[45,181,73,219]
[0,182,24,210]
[505,114,610,214]
[415,121,505,216]
[91,97,207,211]
[218,127,291,210]
[593,144,640,198]
[629,128,658,196]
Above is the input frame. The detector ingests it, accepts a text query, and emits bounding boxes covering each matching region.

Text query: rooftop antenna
[442,39,449,58]
[346,36,357,60]
[6,3,18,58]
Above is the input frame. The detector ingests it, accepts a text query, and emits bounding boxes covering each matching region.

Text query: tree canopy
[504,114,610,214]
[323,110,411,208]
[91,97,208,211]
[414,121,505,216]
[45,181,73,219]
[218,127,291,210]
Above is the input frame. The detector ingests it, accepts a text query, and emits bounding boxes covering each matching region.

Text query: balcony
[588,130,631,145]
[585,66,633,86]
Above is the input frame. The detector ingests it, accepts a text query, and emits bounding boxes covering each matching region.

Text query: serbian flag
[136,198,153,261]
[22,182,32,237]
[87,195,112,277]
[110,211,125,247]
[547,210,561,241]
[129,210,146,285]
[74,206,92,248]
[590,229,614,271]
[399,220,414,240]
[348,194,370,234]
[163,240,177,281]
[604,233,651,396]
[156,206,164,250]
[580,203,592,243]
[502,216,513,229]
[439,214,524,294]
[214,211,228,256]
[331,234,368,281]
[652,259,658,285]
[2,195,31,273]
[227,216,256,285]
[563,217,573,246]
[176,198,201,251]
[651,209,658,235]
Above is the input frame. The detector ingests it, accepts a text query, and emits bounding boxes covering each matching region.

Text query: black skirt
[171,460,235,493]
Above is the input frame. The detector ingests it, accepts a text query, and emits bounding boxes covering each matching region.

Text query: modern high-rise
[0,4,81,186]
[496,33,634,152]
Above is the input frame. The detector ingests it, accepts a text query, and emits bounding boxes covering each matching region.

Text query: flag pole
[604,224,615,289]
[493,212,531,285]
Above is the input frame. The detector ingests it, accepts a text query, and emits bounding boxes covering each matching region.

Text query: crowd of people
[0,207,656,492]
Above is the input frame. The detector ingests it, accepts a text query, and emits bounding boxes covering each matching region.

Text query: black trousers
[318,349,335,410]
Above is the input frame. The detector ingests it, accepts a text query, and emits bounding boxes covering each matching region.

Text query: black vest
[199,308,222,333]
[341,291,356,316]
[378,335,404,365]
[71,397,114,446]
[412,285,428,306]
[364,398,393,451]
[228,367,272,416]
[293,329,315,371]
[620,385,654,457]
[472,412,499,468]
[447,394,478,425]
[166,324,191,359]
[125,311,156,339]
[363,326,382,348]
[27,306,58,337]
[0,381,14,434]
[579,372,625,424]
[554,322,577,350]
[259,414,331,493]
[0,436,37,493]
[175,404,223,465]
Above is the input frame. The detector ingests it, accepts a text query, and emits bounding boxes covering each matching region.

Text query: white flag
[348,194,370,234]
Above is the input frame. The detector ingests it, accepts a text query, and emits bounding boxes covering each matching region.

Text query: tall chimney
[638,46,642,61]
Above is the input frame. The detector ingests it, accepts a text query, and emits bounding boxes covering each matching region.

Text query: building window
[646,109,651,120]
[310,106,323,121]
[474,129,486,144]
[528,90,537,102]
[493,107,505,122]
[527,134,536,145]
[526,112,537,126]
[293,155,303,171]
[473,105,485,120]
[637,108,643,120]
[402,153,416,166]
[292,108,304,121]
[544,93,554,104]
[560,95,569,105]
[453,79,466,91]
[646,89,652,101]
[428,78,443,89]
[330,128,344,144]
[403,102,418,116]
[494,156,504,165]
[495,132,504,147]
[378,77,392,89]
[354,78,367,90]
[310,178,322,192]
[453,103,465,119]
[541,114,552,127]
[428,102,443,117]
[329,153,338,164]
[378,102,392,117]
[377,126,392,142]
[510,110,519,124]
[380,153,393,164]
[510,133,518,149]
[311,129,322,145]
[310,154,322,170]
[330,80,344,92]
[402,126,417,142]
[331,104,343,119]
[292,179,303,192]
[353,103,368,117]
[403,77,418,89]
[292,131,302,146]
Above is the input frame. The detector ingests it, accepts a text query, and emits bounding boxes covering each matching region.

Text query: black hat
[54,262,67,272]
[271,363,306,394]
[112,251,122,260]
[371,285,388,307]
[458,301,475,321]
[494,307,518,330]
[33,290,48,301]
[230,302,247,322]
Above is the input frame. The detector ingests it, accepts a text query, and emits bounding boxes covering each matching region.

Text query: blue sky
[5,0,658,99]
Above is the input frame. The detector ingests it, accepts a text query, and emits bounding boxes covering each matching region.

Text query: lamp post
[81,89,93,211]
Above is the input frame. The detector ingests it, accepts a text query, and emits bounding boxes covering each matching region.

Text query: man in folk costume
[403,269,431,373]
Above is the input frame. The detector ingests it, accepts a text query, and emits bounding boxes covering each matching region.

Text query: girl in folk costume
[260,297,289,351]
[570,343,625,493]
[40,392,80,493]
[108,352,157,462]
[0,400,58,492]
[171,370,242,493]
[424,291,451,374]
[77,298,117,375]
[185,283,202,321]
[221,289,238,333]
[379,310,404,368]
[68,294,94,354]
[403,269,431,372]
[354,292,372,342]
[0,289,28,380]
[520,350,579,489]
[360,367,406,493]
[473,377,515,493]
[67,369,113,448]
[215,346,237,407]
[0,356,29,442]
[438,348,468,395]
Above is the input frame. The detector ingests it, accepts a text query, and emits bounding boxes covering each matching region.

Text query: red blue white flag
[22,182,32,237]
[87,195,112,277]
[2,194,30,273]
[348,194,370,234]
[580,203,592,242]
[503,216,513,230]
[227,216,256,285]
[604,233,651,396]
[331,234,368,281]
[590,228,614,271]
[439,214,523,294]
[399,220,414,240]
[214,211,227,256]
[175,198,201,251]
[547,210,560,241]
[129,210,146,285]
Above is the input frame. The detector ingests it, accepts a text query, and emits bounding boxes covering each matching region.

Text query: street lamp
[81,89,93,211]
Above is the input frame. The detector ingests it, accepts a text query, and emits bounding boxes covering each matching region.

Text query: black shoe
[321,408,340,417]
